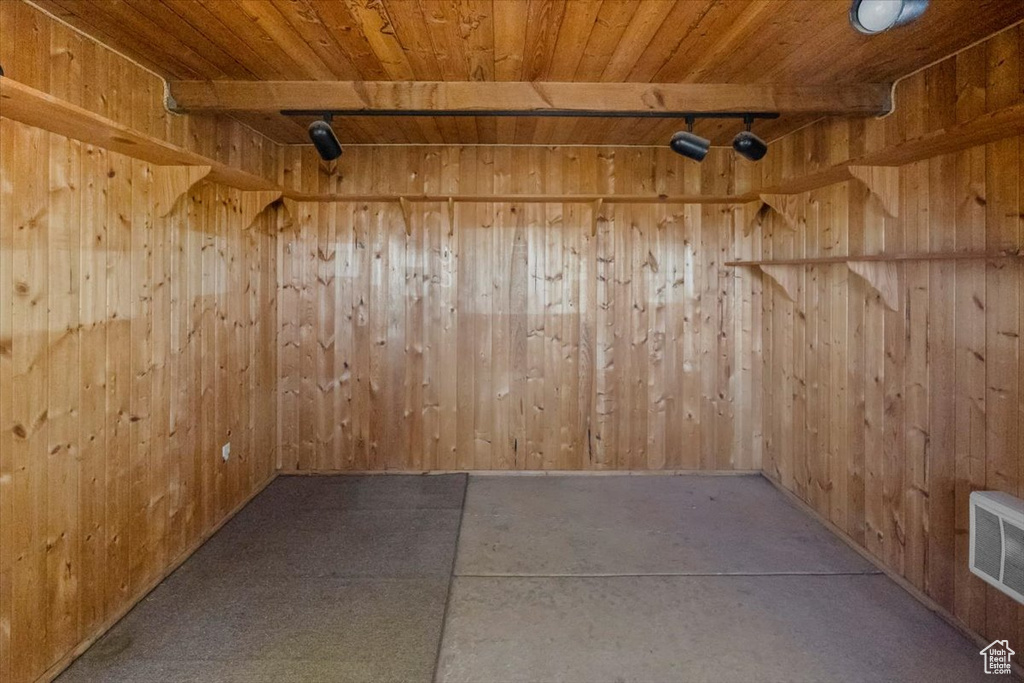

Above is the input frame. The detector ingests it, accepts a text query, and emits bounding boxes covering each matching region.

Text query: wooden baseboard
[761,472,1024,681]
[277,468,760,477]
[35,472,280,683]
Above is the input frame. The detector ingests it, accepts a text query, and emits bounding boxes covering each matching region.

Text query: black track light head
[733,130,767,161]
[670,131,710,162]
[732,116,767,161]
[308,115,343,161]
[669,117,710,162]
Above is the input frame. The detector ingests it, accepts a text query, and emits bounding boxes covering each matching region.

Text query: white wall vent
[970,491,1024,604]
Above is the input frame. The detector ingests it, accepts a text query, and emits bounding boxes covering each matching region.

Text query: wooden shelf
[9,72,1020,206]
[725,251,1024,267]
[0,76,278,192]
[729,251,1024,312]
[281,192,758,204]
[757,102,1024,197]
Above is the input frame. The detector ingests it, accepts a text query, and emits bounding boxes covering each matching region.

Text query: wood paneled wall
[753,26,1024,653]
[0,117,279,683]
[0,5,283,681]
[0,0,281,188]
[3,1,1022,679]
[276,147,761,471]
[275,141,755,198]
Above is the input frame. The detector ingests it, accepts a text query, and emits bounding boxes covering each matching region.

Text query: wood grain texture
[30,0,1021,85]
[168,80,892,115]
[753,27,1024,655]
[2,3,1024,681]
[0,2,281,190]
[275,146,760,472]
[0,118,279,683]
[31,0,1024,145]
[0,77,277,192]
[0,8,284,681]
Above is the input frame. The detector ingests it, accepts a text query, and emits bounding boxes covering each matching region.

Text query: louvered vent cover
[1004,520,1024,597]
[974,507,1002,580]
[970,491,1024,604]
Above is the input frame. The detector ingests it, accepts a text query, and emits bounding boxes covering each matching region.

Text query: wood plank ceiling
[31,0,1024,146]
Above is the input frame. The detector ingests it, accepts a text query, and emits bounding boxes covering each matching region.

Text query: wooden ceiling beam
[167,81,893,116]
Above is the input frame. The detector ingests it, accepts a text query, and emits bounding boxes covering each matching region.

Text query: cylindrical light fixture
[669,117,710,162]
[308,115,343,161]
[850,0,929,34]
[732,116,768,162]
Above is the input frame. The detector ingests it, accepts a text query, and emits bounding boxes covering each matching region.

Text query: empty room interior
[2,0,1024,681]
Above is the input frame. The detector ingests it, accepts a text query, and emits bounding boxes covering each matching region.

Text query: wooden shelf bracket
[278,197,300,231]
[759,265,800,303]
[847,260,900,311]
[739,258,899,311]
[759,193,800,231]
[239,190,285,229]
[734,199,769,236]
[848,165,900,218]
[152,165,211,217]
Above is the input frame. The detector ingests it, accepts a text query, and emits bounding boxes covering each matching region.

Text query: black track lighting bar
[282,109,781,120]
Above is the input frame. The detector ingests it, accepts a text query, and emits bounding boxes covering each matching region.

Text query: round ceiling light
[850,0,929,34]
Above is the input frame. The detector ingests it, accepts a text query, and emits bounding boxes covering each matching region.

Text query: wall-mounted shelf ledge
[281,192,758,204]
[730,251,1024,312]
[10,71,1020,209]
[726,251,1024,267]
[758,102,1024,198]
[0,76,278,192]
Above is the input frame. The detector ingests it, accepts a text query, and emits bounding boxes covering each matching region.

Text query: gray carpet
[58,474,467,683]
[60,473,1003,683]
[440,474,999,683]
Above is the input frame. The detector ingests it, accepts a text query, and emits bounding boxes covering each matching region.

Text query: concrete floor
[60,474,1006,682]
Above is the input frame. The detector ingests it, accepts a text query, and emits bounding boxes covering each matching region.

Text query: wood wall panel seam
[276,151,752,474]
